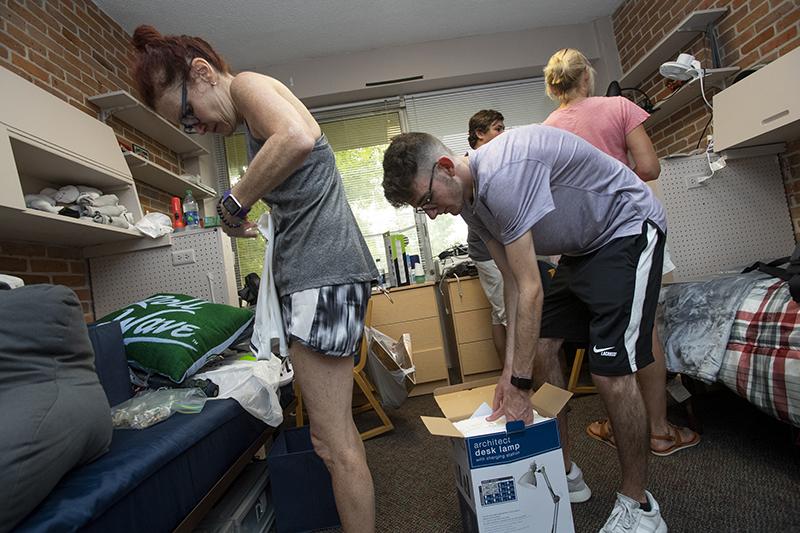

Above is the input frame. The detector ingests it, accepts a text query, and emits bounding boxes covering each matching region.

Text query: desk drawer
[371,286,437,326]
[454,308,493,344]
[460,339,503,376]
[375,317,442,351]
[447,277,490,313]
[411,347,448,383]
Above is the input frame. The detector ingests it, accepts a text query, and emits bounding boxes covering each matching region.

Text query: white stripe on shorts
[623,223,658,372]
[290,287,319,342]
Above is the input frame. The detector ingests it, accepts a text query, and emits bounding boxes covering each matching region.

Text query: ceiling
[96,0,623,73]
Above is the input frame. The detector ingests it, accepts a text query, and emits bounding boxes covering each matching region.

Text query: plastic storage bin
[195,460,274,533]
[267,426,340,533]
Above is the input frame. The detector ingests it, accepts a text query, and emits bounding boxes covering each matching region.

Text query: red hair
[131,25,232,108]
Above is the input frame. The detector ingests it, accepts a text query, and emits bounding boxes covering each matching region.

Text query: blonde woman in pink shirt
[543,48,699,457]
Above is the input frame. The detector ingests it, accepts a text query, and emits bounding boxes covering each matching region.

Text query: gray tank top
[245,129,377,296]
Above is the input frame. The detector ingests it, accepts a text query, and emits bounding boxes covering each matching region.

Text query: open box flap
[430,379,572,422]
[421,416,463,438]
[432,382,497,422]
[531,382,573,418]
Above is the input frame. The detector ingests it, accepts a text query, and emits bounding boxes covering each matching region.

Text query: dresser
[370,282,449,396]
[440,276,503,384]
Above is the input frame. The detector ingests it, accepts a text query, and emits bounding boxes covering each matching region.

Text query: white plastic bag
[250,213,289,359]
[195,358,283,427]
[135,212,174,238]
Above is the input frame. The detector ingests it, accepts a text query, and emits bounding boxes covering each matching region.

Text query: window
[405,78,557,255]
[318,111,415,274]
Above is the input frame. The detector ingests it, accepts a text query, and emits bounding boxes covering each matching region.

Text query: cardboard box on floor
[422,378,574,533]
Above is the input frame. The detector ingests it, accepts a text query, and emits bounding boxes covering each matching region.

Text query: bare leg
[491,323,507,367]
[592,373,648,503]
[640,326,697,451]
[291,342,375,533]
[534,338,570,470]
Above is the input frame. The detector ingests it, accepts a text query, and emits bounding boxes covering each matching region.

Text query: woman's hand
[220,218,258,238]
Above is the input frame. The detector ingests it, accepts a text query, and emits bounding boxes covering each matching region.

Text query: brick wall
[1,0,182,319]
[0,241,94,321]
[612,0,800,236]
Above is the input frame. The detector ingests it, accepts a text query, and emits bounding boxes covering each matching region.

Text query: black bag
[742,243,800,302]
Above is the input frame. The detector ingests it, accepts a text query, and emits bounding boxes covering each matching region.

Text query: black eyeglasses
[180,80,201,134]
[415,162,438,214]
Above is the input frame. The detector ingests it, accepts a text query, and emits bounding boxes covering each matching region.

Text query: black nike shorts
[540,221,665,376]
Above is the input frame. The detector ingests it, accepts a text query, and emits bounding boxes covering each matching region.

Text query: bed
[660,272,800,428]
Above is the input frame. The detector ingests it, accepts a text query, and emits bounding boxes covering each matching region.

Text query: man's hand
[487,377,533,425]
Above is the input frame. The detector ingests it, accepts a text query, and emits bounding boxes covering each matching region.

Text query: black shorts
[540,221,665,376]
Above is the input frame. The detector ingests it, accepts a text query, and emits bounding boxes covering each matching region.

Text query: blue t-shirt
[463,124,665,256]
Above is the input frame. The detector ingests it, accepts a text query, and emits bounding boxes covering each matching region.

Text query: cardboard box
[267,426,340,533]
[422,379,574,533]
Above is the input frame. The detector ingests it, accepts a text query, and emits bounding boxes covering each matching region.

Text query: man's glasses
[414,161,438,214]
[180,80,201,134]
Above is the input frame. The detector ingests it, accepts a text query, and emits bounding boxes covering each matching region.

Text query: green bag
[98,294,254,383]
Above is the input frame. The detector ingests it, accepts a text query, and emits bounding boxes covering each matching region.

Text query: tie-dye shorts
[280,281,372,357]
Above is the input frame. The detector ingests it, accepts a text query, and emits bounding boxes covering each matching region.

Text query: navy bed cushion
[15,399,267,533]
[87,321,133,407]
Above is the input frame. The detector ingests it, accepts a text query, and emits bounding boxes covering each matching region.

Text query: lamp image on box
[518,462,561,533]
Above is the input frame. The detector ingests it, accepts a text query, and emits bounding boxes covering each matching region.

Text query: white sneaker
[566,461,592,503]
[600,490,667,533]
[278,357,294,387]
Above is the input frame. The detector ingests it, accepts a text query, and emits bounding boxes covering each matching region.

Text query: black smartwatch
[510,375,534,390]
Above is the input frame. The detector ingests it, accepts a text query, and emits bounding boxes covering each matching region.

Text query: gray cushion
[0,285,113,532]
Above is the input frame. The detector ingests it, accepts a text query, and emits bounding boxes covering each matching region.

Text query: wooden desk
[370,282,449,396]
[441,277,503,384]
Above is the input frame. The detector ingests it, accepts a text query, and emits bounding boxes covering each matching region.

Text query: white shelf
[619,8,728,88]
[88,91,209,157]
[8,130,133,191]
[0,206,142,248]
[124,151,216,199]
[645,67,739,128]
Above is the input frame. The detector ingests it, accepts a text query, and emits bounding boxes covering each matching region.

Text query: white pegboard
[658,153,795,281]
[90,228,238,318]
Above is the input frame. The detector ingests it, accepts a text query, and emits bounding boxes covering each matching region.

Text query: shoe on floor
[587,419,617,449]
[651,423,700,456]
[600,490,667,533]
[566,461,592,503]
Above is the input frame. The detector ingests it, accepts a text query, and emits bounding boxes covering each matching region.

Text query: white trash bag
[250,212,289,360]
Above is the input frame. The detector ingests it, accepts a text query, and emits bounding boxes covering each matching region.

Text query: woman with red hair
[131,26,377,532]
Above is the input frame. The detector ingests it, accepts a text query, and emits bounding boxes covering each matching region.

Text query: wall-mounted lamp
[659,53,713,110]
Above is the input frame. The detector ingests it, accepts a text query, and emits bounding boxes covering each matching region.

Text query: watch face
[222,195,240,215]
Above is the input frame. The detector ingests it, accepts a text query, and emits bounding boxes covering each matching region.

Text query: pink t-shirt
[543,96,649,166]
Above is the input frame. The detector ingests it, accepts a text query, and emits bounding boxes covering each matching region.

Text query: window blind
[404,78,557,254]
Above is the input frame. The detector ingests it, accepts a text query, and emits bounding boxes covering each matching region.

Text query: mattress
[15,399,267,532]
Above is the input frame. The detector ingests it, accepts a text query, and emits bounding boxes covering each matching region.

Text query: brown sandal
[586,419,617,449]
[651,423,700,456]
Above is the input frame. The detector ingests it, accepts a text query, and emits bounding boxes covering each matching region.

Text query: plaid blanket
[719,278,800,427]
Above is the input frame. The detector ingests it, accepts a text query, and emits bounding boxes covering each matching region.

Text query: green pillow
[98,294,254,383]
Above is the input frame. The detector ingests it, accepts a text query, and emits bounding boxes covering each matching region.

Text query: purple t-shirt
[463,124,665,256]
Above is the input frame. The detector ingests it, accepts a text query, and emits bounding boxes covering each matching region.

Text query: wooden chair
[567,347,597,394]
[294,299,394,440]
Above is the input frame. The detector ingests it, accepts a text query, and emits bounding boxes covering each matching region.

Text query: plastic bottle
[182,189,200,230]
[375,258,386,286]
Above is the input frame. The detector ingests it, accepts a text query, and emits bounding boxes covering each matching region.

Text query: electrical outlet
[172,249,196,266]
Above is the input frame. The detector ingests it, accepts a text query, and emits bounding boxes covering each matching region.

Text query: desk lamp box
[422,379,574,533]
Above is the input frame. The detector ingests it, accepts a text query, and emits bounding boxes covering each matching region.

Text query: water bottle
[182,189,200,230]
